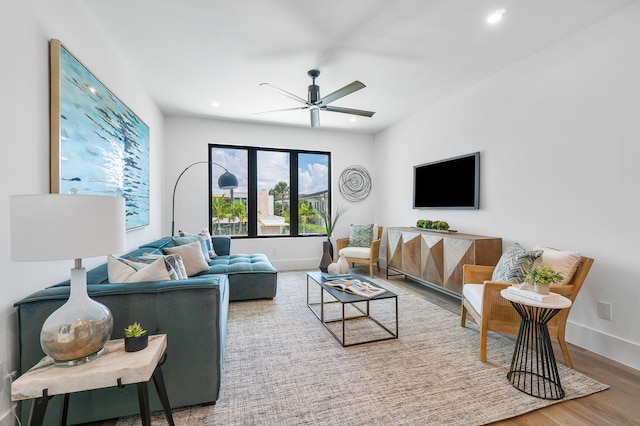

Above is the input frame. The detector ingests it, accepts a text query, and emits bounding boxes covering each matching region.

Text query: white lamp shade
[10,194,126,261]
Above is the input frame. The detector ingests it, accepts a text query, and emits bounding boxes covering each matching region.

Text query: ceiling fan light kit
[259,69,375,128]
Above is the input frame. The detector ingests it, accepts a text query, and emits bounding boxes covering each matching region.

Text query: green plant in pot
[525,265,564,295]
[124,322,148,352]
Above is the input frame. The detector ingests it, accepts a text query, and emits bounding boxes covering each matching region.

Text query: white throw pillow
[163,241,210,276]
[108,256,172,283]
[532,245,581,285]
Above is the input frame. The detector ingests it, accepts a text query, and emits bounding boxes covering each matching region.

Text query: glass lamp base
[53,346,106,367]
[40,267,113,364]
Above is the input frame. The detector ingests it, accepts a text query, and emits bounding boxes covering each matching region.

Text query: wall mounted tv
[413,152,480,209]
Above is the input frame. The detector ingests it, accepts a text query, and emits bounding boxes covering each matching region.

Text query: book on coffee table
[322,273,352,280]
[324,278,386,298]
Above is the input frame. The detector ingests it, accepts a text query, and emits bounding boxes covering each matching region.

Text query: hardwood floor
[82,267,640,425]
[379,268,640,426]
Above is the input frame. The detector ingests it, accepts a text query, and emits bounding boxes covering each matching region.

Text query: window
[209,144,331,237]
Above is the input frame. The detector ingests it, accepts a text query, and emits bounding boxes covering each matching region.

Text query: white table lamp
[10,194,126,365]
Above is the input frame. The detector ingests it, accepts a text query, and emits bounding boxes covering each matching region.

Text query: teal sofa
[13,236,277,425]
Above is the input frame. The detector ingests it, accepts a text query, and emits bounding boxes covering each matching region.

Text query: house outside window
[209,144,331,237]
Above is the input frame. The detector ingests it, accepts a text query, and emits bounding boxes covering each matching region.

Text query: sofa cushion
[203,254,277,275]
[532,245,581,285]
[172,235,210,260]
[138,237,176,250]
[180,228,218,258]
[164,241,210,276]
[491,243,543,283]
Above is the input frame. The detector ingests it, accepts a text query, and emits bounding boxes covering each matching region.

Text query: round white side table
[500,288,572,400]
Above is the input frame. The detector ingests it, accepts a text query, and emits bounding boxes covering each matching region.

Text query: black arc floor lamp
[171,161,239,235]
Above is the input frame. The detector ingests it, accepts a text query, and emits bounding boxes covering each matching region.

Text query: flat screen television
[413,152,480,209]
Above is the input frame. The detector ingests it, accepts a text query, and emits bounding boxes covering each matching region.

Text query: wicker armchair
[336,225,383,278]
[460,256,594,368]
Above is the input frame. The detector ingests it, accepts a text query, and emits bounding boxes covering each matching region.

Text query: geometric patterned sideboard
[387,227,502,296]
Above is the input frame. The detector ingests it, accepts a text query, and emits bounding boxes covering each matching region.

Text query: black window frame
[209,144,332,238]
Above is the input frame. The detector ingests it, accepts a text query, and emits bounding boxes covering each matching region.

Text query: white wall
[165,116,375,270]
[374,5,640,369]
[0,0,164,371]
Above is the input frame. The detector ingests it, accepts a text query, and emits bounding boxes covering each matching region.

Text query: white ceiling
[84,0,636,134]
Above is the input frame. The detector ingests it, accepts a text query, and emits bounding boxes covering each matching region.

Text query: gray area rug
[117,271,608,425]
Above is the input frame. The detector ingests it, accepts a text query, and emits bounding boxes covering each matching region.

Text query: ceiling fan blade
[260,83,309,105]
[324,105,376,117]
[319,81,366,105]
[310,108,320,128]
[253,106,309,115]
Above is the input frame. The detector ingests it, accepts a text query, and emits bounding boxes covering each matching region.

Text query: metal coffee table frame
[306,271,398,347]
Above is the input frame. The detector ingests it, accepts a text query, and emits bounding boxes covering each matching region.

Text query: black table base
[507,302,565,400]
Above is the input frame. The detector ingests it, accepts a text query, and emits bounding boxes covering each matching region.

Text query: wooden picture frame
[50,39,150,230]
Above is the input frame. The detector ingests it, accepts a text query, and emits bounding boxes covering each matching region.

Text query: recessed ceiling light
[487,9,506,25]
[211,101,221,108]
[349,117,357,123]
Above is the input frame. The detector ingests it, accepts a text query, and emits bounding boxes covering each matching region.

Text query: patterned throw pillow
[491,243,543,283]
[130,254,187,280]
[107,256,174,283]
[348,224,374,247]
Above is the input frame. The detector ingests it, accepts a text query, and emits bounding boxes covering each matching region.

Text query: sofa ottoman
[140,237,278,301]
[206,253,277,301]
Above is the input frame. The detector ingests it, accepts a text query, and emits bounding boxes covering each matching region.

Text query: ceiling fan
[258,69,375,128]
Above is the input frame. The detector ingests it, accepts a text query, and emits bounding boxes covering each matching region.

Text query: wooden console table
[387,227,502,296]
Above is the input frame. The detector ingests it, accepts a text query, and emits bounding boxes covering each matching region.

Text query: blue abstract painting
[51,40,150,230]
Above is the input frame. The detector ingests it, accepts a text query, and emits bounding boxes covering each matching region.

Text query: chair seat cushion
[462,283,484,315]
[339,246,372,259]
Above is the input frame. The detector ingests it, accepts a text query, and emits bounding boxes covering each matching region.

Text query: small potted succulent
[525,265,564,295]
[124,322,148,352]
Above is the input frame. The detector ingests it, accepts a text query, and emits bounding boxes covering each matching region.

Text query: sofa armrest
[463,264,495,284]
[336,237,349,253]
[212,236,231,256]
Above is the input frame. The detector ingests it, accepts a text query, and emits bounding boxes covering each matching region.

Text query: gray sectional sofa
[13,236,277,425]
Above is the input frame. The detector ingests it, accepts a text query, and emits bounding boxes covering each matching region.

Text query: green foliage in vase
[525,265,564,284]
[320,204,347,238]
[124,322,147,338]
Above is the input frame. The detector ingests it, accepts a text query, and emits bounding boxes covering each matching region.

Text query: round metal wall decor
[339,165,371,201]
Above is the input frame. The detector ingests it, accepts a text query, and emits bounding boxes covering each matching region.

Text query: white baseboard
[271,258,318,271]
[567,321,640,371]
